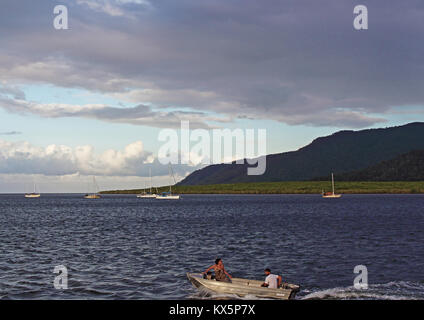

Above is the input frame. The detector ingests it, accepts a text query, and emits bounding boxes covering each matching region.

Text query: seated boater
[204,258,232,282]
[261,268,282,288]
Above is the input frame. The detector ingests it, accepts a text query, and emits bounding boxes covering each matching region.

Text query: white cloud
[0,139,152,176]
[0,138,201,193]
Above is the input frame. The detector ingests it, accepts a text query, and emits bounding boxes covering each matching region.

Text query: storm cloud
[0,92,230,129]
[0,0,423,129]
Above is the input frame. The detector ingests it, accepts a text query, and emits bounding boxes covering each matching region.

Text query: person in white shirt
[261,268,282,289]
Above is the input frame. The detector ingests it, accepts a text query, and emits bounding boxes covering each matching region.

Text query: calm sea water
[0,194,423,300]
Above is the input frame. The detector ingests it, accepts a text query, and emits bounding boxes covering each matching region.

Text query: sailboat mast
[93,176,99,194]
[170,165,177,185]
[168,164,172,193]
[332,173,335,195]
[149,168,152,193]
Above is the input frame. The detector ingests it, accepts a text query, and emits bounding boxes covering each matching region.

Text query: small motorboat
[187,272,300,300]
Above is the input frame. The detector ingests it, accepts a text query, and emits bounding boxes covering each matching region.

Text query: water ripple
[1,194,423,299]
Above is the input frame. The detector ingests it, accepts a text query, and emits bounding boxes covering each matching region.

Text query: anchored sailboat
[137,168,157,198]
[156,164,180,200]
[25,182,40,198]
[322,173,342,198]
[84,176,101,199]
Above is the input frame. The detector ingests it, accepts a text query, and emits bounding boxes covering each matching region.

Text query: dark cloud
[0,92,230,129]
[0,0,423,128]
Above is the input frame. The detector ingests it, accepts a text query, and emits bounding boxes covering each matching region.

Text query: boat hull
[187,273,299,300]
[322,194,342,198]
[137,194,157,198]
[156,195,180,200]
[84,194,101,199]
[25,194,40,198]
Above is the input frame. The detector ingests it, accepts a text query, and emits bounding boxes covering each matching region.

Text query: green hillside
[102,181,424,195]
[327,150,424,181]
[178,122,424,185]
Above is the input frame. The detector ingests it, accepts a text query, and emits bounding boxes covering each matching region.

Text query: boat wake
[301,281,424,300]
[189,281,424,300]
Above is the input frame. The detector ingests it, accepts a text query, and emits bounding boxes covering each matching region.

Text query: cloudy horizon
[0,0,423,192]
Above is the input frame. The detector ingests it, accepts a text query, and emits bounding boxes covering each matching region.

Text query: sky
[0,0,423,192]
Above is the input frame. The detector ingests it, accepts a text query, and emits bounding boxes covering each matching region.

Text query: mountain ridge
[178,122,424,185]
[321,149,424,181]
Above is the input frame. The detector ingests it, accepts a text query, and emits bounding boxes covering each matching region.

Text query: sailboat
[137,168,157,198]
[25,182,41,198]
[84,176,101,199]
[322,173,342,198]
[156,164,180,200]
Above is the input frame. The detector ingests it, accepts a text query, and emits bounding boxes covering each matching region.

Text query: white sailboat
[25,182,41,198]
[156,164,180,200]
[137,168,157,198]
[84,176,101,199]
[322,173,342,198]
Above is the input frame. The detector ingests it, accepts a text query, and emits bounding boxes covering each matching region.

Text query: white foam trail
[302,281,424,300]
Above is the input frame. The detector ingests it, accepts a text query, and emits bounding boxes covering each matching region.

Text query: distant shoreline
[100,181,424,195]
